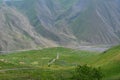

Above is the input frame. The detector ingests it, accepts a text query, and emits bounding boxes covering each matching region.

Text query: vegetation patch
[0,46,120,80]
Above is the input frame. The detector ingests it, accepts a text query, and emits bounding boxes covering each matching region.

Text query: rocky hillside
[35,0,120,45]
[0,4,58,51]
[0,0,120,51]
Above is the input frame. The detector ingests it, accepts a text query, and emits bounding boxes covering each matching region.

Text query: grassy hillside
[0,47,97,69]
[94,45,120,80]
[0,47,120,80]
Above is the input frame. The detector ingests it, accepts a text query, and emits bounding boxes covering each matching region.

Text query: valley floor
[0,47,120,80]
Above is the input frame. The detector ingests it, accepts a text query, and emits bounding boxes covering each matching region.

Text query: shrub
[71,64,104,80]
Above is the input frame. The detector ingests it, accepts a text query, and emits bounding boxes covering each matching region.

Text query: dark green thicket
[72,65,104,80]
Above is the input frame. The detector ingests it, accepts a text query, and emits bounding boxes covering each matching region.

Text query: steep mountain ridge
[0,0,120,51]
[69,0,120,44]
[37,0,120,45]
[0,5,58,51]
[33,0,120,45]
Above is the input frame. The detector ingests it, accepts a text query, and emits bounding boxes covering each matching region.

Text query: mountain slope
[70,0,120,44]
[0,5,58,51]
[1,0,120,51]
[35,0,120,45]
[11,0,120,45]
[94,45,120,79]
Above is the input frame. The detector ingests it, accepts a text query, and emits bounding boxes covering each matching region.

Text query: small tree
[72,64,104,80]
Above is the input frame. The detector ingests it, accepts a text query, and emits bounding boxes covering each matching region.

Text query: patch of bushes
[71,64,104,80]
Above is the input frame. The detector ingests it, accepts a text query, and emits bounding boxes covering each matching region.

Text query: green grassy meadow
[0,46,120,80]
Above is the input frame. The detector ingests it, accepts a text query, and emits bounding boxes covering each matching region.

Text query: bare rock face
[1,0,120,51]
[35,0,120,45]
[0,6,58,51]
[67,0,120,45]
